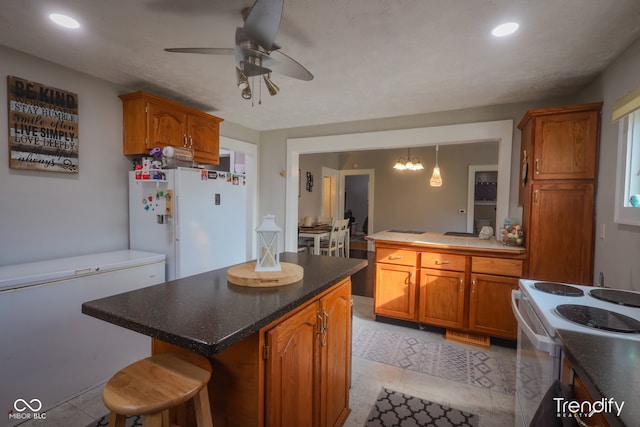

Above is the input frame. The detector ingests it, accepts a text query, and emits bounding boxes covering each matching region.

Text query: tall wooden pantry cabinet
[518,102,602,285]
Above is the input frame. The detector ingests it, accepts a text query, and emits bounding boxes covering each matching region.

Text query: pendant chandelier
[393,148,424,171]
[430,145,443,187]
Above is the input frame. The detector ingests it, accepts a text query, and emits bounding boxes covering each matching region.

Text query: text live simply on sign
[7,75,79,174]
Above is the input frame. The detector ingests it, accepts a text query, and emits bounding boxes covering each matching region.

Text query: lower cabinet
[419,269,465,329]
[375,263,417,321]
[374,243,524,341]
[562,357,610,427]
[152,278,352,427]
[468,273,518,339]
[266,279,351,427]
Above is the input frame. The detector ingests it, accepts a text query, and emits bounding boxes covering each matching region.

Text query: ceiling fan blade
[243,0,283,50]
[269,50,313,81]
[164,47,235,55]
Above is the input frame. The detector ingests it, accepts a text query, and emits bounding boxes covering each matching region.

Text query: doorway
[340,169,375,251]
[467,165,498,234]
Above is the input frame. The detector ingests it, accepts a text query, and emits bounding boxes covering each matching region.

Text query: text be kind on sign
[8,76,79,173]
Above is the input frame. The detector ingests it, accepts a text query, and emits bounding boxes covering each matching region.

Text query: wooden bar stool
[102,352,213,427]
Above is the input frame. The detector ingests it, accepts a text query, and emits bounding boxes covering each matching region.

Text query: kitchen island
[559,329,638,427]
[82,252,367,427]
[367,230,525,343]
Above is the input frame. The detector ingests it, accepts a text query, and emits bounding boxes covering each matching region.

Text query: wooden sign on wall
[7,76,79,173]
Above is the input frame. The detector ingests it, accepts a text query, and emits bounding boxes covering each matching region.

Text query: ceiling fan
[164,0,313,101]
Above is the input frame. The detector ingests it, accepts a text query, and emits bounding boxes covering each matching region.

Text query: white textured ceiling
[1,0,640,131]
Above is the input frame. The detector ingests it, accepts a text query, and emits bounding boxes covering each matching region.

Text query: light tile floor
[18,295,515,427]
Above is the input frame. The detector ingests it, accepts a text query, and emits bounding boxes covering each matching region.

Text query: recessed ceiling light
[49,13,80,29]
[492,22,519,37]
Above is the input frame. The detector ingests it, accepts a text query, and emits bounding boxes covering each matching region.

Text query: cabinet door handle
[458,278,464,293]
[183,134,188,147]
[317,311,325,340]
[535,158,540,174]
[388,255,402,260]
[471,279,477,293]
[189,135,193,148]
[534,189,539,205]
[435,260,451,265]
[404,272,413,285]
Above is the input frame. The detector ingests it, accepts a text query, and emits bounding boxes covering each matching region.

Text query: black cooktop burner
[533,282,584,297]
[556,304,640,334]
[590,289,640,308]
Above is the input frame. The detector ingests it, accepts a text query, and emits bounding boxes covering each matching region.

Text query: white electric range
[511,279,640,427]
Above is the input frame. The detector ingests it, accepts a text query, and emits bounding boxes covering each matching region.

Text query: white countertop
[367,230,525,252]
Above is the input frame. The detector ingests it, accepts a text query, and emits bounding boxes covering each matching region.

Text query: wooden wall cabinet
[120,91,222,165]
[518,103,601,285]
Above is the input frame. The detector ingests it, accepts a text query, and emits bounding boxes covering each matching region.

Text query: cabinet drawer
[420,253,466,271]
[376,248,416,266]
[471,256,523,277]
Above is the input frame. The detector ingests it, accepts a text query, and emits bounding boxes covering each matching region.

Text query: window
[615,101,640,225]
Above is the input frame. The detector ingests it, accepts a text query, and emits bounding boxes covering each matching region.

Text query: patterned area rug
[353,326,515,395]
[365,388,478,427]
[87,414,142,427]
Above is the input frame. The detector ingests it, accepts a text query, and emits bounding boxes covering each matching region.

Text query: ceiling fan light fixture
[241,86,252,100]
[263,74,279,96]
[236,67,249,90]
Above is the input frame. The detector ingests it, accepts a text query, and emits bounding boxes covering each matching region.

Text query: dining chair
[336,218,350,257]
[319,219,341,256]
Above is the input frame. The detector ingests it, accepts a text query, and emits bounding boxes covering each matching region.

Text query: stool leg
[193,387,214,427]
[142,412,163,427]
[108,412,126,427]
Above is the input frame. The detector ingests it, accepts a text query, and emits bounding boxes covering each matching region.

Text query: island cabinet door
[418,269,465,329]
[265,301,321,427]
[319,280,352,427]
[374,263,417,321]
[468,273,518,339]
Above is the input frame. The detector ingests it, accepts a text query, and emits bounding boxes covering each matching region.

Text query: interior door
[321,167,339,220]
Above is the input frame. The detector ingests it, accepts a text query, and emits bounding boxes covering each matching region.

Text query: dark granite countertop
[82,252,367,357]
[558,330,640,427]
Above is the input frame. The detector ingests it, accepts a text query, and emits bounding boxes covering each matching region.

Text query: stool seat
[103,352,213,427]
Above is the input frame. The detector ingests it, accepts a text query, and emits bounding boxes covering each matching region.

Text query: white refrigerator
[129,167,247,280]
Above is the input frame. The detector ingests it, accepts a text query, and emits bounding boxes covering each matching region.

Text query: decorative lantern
[255,214,282,272]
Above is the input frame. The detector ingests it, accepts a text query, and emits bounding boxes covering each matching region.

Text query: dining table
[298,225,349,256]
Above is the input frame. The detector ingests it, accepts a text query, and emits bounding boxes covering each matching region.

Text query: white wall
[298,152,340,221]
[0,46,130,265]
[335,143,499,233]
[577,38,640,290]
[0,46,258,266]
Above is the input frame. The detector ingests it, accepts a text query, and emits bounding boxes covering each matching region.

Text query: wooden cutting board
[227,262,304,287]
